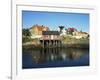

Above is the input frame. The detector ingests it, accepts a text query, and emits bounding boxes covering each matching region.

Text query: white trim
[12,3,97,80]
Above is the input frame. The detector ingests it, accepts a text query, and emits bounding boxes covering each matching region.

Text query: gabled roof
[36,26,43,31]
[67,28,77,32]
[30,25,49,31]
[42,31,60,35]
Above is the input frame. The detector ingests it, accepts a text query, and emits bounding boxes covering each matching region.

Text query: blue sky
[22,11,89,32]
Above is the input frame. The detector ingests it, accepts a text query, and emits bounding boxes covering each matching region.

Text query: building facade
[42,31,60,40]
[29,24,49,38]
[40,31,61,47]
[73,31,89,39]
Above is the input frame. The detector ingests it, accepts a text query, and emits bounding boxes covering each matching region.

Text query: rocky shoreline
[23,38,89,49]
[23,43,89,50]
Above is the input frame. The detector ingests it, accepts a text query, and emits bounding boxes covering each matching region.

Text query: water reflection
[22,48,89,68]
[31,48,86,64]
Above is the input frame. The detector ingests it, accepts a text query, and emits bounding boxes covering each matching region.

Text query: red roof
[30,25,49,31]
[67,28,77,32]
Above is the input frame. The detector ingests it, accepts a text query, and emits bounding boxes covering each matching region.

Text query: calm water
[22,48,89,69]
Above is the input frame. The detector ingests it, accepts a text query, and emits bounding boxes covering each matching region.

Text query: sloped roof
[78,32,88,34]
[67,28,77,32]
[42,31,60,35]
[30,25,49,31]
